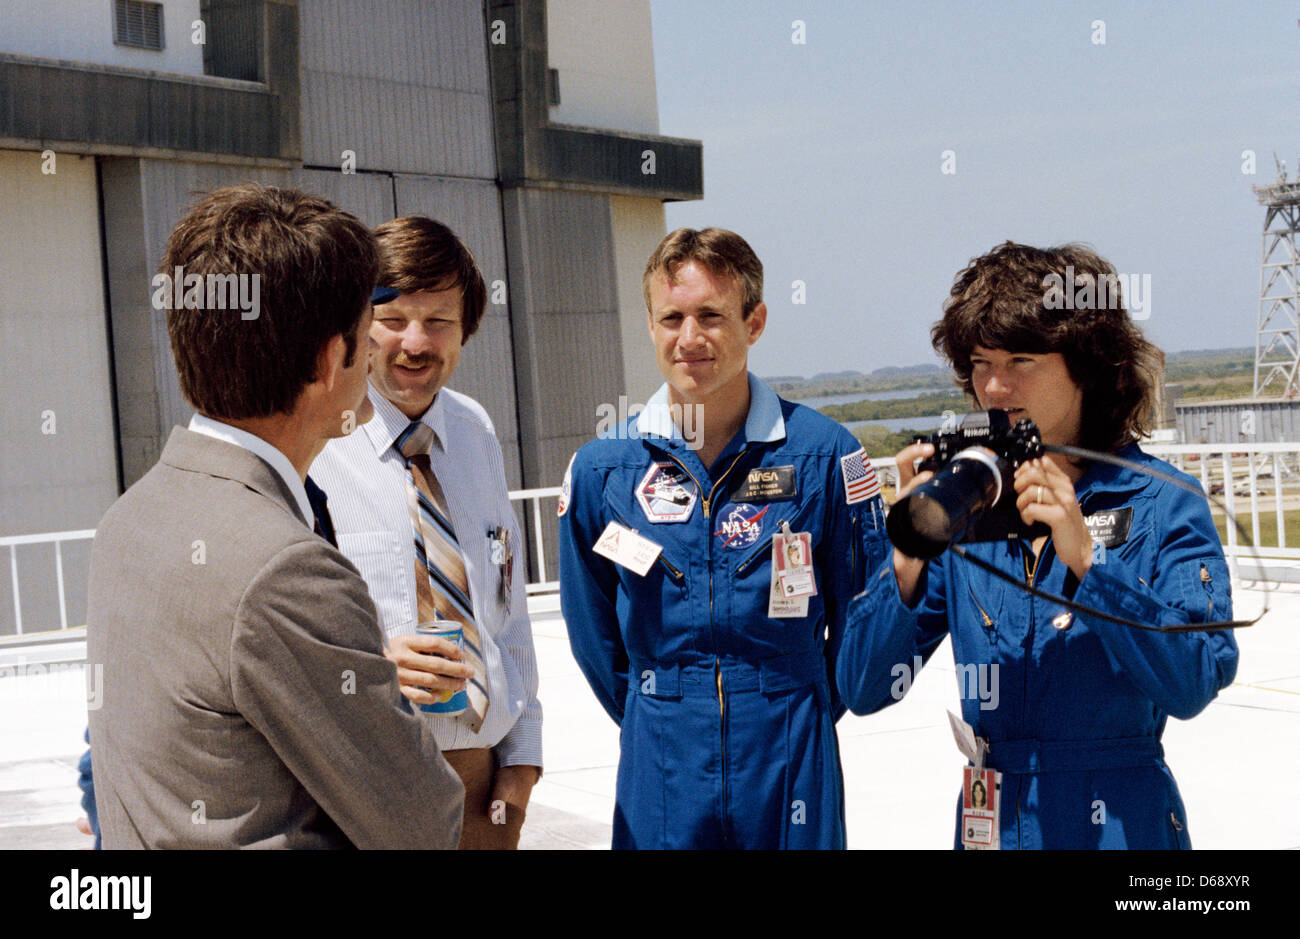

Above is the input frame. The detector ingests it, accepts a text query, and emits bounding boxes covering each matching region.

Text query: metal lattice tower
[1252,158,1300,397]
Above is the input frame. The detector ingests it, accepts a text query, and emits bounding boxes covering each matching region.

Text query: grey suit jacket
[86,427,464,848]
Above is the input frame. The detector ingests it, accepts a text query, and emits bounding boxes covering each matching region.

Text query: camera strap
[949,543,1259,632]
[947,442,1269,633]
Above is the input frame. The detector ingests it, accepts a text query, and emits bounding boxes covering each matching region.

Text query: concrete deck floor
[2,580,1296,850]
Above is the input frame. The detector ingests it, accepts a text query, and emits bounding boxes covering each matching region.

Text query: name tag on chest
[593,521,662,576]
[732,465,797,503]
[1083,507,1133,548]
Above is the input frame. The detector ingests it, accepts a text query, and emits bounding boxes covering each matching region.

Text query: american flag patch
[840,448,881,505]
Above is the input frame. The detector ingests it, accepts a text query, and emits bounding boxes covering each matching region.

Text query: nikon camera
[886,409,1049,559]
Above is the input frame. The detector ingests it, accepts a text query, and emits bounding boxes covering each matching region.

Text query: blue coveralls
[838,443,1239,849]
[558,375,890,849]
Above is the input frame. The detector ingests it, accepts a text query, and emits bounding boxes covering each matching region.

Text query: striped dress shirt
[311,386,542,767]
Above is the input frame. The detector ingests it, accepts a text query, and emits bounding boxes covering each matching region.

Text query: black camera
[886,409,1048,559]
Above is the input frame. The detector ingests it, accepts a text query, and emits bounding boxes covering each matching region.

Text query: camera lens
[887,448,1006,559]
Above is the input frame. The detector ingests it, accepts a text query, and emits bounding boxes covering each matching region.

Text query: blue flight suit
[558,375,890,849]
[838,443,1239,849]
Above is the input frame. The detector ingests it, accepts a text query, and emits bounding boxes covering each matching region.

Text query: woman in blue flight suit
[837,242,1238,849]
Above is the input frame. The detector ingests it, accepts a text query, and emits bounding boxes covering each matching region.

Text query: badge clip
[774,521,816,599]
[489,526,513,612]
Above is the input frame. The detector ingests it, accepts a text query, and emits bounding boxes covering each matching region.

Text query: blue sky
[650,0,1300,378]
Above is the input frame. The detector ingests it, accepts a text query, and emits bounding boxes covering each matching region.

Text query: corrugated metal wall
[0,150,117,634]
[503,186,621,489]
[291,168,396,229]
[295,1,522,484]
[105,1,527,485]
[392,174,521,486]
[298,0,496,178]
[105,159,292,480]
[1177,399,1300,444]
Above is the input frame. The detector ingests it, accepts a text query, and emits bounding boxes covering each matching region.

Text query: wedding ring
[1036,485,1044,504]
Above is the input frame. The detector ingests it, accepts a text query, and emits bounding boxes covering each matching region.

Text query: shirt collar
[363,383,447,456]
[1075,442,1153,500]
[633,372,786,446]
[187,413,313,526]
[743,373,786,444]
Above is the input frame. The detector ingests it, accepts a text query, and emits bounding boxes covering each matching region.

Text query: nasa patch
[714,503,770,549]
[557,454,575,518]
[636,461,698,523]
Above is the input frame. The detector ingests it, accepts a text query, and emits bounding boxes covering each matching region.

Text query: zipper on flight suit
[968,584,994,628]
[656,448,748,846]
[715,656,728,843]
[605,505,684,581]
[850,513,858,583]
[735,536,773,575]
[1199,563,1214,619]
[659,449,749,520]
[1022,547,1044,588]
[1016,538,1048,850]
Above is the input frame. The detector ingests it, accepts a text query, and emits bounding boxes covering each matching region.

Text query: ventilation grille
[113,0,165,51]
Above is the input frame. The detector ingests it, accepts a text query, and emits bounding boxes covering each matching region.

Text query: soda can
[414,621,468,716]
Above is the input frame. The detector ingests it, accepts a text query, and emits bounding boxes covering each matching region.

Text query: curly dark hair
[931,241,1164,455]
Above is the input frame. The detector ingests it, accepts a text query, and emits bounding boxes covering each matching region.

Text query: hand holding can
[384,622,472,715]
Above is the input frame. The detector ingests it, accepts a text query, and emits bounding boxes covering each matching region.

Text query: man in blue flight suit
[558,227,891,849]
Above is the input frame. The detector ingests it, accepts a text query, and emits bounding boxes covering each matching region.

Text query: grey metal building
[0,0,702,632]
[1176,397,1300,445]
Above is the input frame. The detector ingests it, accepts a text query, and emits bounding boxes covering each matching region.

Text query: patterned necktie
[396,421,489,732]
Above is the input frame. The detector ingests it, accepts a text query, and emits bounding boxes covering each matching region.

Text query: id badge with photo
[773,524,816,599]
[960,765,1002,851]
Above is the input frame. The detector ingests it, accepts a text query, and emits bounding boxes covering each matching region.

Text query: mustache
[390,353,442,369]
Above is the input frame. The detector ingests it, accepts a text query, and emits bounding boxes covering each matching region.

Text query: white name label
[593,521,662,576]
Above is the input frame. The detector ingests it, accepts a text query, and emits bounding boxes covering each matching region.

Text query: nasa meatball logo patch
[714,503,769,549]
[636,461,698,523]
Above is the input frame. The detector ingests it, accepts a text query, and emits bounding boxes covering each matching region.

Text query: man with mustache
[312,216,542,849]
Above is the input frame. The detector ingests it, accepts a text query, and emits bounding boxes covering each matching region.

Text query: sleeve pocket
[1184,556,1231,624]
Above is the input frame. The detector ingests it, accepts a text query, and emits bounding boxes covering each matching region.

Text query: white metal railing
[0,529,96,636]
[873,443,1300,576]
[4,446,1296,639]
[508,486,562,596]
[1144,442,1300,581]
[0,491,567,641]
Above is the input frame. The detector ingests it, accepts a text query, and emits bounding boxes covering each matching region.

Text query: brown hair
[642,227,764,318]
[161,184,377,419]
[372,216,486,342]
[931,241,1164,454]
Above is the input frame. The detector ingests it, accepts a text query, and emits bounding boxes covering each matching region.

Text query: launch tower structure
[1253,161,1300,397]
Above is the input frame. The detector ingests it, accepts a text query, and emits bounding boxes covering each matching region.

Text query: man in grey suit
[86,184,464,848]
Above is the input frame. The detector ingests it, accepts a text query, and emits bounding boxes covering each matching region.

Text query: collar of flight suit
[362,382,449,457]
[634,371,786,449]
[1071,442,1157,503]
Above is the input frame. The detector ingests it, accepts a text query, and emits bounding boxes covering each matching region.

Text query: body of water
[844,414,949,433]
[796,387,952,409]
